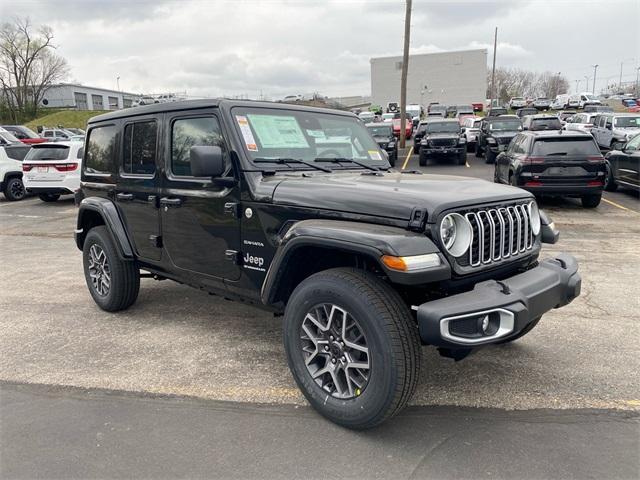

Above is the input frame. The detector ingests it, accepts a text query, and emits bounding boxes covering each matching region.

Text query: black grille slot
[448,317,480,337]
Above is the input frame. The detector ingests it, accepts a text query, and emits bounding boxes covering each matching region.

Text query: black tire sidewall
[39,193,60,202]
[284,273,403,428]
[4,178,25,201]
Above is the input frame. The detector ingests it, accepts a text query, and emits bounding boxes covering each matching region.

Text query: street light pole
[584,76,589,92]
[399,0,412,149]
[592,64,599,95]
[490,27,498,108]
[636,66,640,97]
[575,79,580,93]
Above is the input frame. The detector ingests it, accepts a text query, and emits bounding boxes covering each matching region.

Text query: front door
[115,116,162,261]
[160,111,241,281]
[619,135,640,187]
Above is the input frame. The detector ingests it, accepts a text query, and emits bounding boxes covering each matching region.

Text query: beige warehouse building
[370,49,488,108]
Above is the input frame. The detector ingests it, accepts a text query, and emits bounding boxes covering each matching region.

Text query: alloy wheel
[88,244,111,296]
[300,303,370,399]
[10,179,25,200]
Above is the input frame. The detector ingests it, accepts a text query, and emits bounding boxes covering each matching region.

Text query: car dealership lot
[1,154,639,412]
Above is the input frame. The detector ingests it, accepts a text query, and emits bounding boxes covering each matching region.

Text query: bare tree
[0,17,68,121]
[487,67,569,105]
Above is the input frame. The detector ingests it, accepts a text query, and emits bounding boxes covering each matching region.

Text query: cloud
[466,40,532,60]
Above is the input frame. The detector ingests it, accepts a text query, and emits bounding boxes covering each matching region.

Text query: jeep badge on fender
[75,99,581,429]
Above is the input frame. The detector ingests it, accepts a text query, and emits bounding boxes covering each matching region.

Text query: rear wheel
[581,194,601,208]
[283,268,421,429]
[38,193,60,202]
[3,177,25,201]
[82,226,140,312]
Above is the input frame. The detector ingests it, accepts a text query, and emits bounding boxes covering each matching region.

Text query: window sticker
[236,115,258,151]
[368,150,382,161]
[246,114,309,149]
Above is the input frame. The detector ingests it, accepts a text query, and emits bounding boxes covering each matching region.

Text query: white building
[370,49,488,108]
[39,83,141,110]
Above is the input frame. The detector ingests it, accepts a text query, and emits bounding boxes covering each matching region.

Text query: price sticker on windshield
[236,115,258,151]
[368,150,382,161]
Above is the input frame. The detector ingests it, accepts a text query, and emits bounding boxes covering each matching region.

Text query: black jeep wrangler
[75,100,581,429]
[417,119,467,166]
[476,116,522,164]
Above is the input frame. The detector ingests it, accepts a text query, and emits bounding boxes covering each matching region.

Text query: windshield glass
[614,116,640,128]
[489,120,521,131]
[532,138,600,156]
[426,122,460,133]
[584,94,598,101]
[25,146,70,161]
[367,125,392,137]
[430,106,446,113]
[232,107,384,167]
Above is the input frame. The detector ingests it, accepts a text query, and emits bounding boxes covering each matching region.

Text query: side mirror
[190,146,225,177]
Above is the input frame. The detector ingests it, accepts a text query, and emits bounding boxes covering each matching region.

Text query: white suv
[509,97,526,109]
[22,141,83,202]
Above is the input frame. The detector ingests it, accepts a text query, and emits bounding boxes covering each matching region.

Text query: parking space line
[401,146,414,170]
[602,197,639,214]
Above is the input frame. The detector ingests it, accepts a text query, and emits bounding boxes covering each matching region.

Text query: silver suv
[591,113,640,149]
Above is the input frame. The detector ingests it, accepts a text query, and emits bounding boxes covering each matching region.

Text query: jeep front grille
[464,204,533,267]
[431,138,457,147]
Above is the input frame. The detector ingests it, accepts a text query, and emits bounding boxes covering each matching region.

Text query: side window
[171,116,226,177]
[625,135,640,151]
[44,131,53,137]
[85,125,116,175]
[606,118,612,129]
[122,120,157,175]
[77,147,84,159]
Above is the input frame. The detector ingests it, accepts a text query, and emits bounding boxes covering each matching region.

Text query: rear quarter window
[532,137,600,156]
[85,125,116,175]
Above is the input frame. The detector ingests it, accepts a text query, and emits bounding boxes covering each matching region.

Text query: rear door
[115,116,162,261]
[160,109,241,281]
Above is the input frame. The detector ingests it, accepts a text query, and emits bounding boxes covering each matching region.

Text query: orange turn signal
[381,255,407,271]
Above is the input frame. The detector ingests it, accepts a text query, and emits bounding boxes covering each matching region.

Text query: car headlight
[440,213,472,257]
[487,137,496,144]
[528,201,541,236]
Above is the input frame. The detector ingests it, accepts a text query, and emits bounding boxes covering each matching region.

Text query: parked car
[75,99,579,430]
[358,111,376,124]
[381,113,394,122]
[533,97,551,110]
[1,125,48,144]
[366,123,397,166]
[486,107,508,117]
[0,127,24,146]
[40,128,75,142]
[454,105,474,116]
[22,141,84,202]
[417,119,466,166]
[494,130,605,208]
[569,93,601,109]
[564,112,599,134]
[583,105,613,113]
[515,107,538,118]
[391,117,412,139]
[522,115,563,131]
[427,104,447,117]
[471,102,484,112]
[550,94,570,110]
[475,116,522,163]
[133,96,158,107]
[604,133,639,191]
[460,117,482,152]
[509,97,527,109]
[65,127,86,136]
[0,143,31,201]
[621,99,637,108]
[591,113,640,149]
[557,111,577,124]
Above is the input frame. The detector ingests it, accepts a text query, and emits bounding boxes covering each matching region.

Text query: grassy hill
[24,110,108,131]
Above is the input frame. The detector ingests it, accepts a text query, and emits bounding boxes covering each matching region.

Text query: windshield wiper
[253,158,331,173]
[545,152,567,156]
[314,157,381,172]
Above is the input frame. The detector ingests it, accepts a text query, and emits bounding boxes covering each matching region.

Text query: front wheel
[581,194,601,208]
[283,268,421,429]
[38,193,60,202]
[3,177,25,201]
[457,150,467,165]
[604,164,617,191]
[419,154,428,167]
[485,149,496,164]
[474,143,482,158]
[82,226,140,312]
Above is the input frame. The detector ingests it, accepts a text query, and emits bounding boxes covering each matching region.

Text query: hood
[271,171,531,222]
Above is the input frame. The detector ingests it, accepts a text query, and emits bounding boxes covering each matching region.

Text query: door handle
[159,197,181,207]
[116,193,134,201]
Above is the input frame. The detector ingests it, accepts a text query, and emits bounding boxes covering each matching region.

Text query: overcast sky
[6,0,640,99]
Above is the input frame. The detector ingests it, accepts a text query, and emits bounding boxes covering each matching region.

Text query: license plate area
[37,166,49,173]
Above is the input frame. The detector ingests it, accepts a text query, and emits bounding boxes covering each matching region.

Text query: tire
[485,149,496,164]
[604,164,617,192]
[497,317,541,344]
[474,143,482,158]
[581,194,601,208]
[38,193,60,202]
[283,267,421,429]
[457,150,467,165]
[419,154,427,167]
[82,226,140,312]
[3,177,25,201]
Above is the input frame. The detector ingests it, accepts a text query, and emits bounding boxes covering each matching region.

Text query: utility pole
[584,76,589,92]
[575,79,579,93]
[490,27,498,108]
[636,66,640,96]
[399,0,412,149]
[592,64,599,95]
[116,76,120,91]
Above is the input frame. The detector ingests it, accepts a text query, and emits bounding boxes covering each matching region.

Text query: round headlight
[440,213,472,257]
[528,201,541,236]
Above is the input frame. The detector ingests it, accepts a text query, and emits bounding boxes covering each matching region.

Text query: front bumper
[416,253,581,347]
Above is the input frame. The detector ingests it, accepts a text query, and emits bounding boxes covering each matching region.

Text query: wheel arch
[76,197,134,259]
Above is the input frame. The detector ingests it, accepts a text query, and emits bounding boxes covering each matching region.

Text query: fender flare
[75,197,134,259]
[260,219,450,305]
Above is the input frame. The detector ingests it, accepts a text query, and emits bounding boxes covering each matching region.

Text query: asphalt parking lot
[1,152,639,477]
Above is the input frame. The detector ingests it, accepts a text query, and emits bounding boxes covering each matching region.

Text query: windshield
[489,120,521,131]
[25,146,70,161]
[430,106,447,113]
[456,105,473,112]
[532,138,600,156]
[426,123,460,133]
[232,107,385,167]
[584,94,598,101]
[614,116,640,128]
[367,125,392,137]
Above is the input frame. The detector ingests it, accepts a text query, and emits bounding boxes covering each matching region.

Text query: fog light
[481,315,490,333]
[477,312,500,336]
